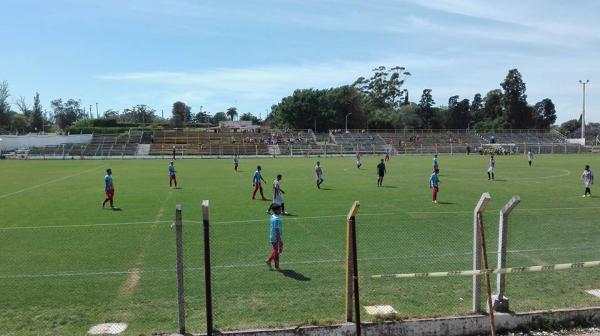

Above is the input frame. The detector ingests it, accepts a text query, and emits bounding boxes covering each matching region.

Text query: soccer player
[487,155,496,180]
[377,159,386,187]
[315,161,324,189]
[430,168,440,204]
[433,154,439,173]
[233,154,239,172]
[168,161,177,188]
[384,149,390,163]
[172,145,176,161]
[267,174,287,215]
[265,203,283,271]
[102,168,115,209]
[252,165,268,200]
[356,152,362,169]
[527,150,533,166]
[582,165,594,197]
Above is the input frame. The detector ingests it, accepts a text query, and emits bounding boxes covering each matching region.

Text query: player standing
[169,161,177,188]
[315,161,324,189]
[377,159,386,187]
[487,155,496,180]
[527,150,533,166]
[430,168,440,204]
[233,154,239,172]
[252,165,268,200]
[433,154,439,173]
[265,204,283,271]
[384,149,390,162]
[582,165,594,197]
[267,174,287,215]
[102,168,115,209]
[356,152,362,169]
[172,145,176,161]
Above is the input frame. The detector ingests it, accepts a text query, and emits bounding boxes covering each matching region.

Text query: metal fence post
[345,201,360,323]
[494,196,520,312]
[473,192,491,313]
[202,200,214,336]
[174,205,186,334]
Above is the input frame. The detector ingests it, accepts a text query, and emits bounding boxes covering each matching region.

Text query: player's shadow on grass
[279,269,311,281]
[111,207,122,211]
[319,187,332,190]
[380,185,397,188]
[436,201,455,205]
[491,179,507,182]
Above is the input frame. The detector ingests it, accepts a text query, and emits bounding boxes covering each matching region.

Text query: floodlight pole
[579,80,589,142]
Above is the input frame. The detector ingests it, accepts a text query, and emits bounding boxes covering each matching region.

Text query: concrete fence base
[186,307,600,336]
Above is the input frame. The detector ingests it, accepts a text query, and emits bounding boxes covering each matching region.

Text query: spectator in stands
[582,165,594,197]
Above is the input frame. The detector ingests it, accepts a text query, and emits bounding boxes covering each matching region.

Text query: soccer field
[1,154,600,335]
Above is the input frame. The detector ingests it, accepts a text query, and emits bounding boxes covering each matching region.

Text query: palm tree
[226,107,238,121]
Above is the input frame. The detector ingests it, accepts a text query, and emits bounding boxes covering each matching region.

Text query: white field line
[0,164,104,200]
[3,205,600,230]
[1,245,597,280]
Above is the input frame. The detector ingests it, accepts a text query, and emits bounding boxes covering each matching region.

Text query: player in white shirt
[267,174,288,214]
[356,152,362,169]
[527,150,533,166]
[315,161,324,189]
[487,155,496,180]
[582,165,594,197]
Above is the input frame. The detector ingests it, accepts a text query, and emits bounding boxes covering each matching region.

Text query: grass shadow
[436,201,455,205]
[380,185,397,188]
[279,269,311,281]
[319,187,332,190]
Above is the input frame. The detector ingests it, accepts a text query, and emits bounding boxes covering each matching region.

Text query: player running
[527,150,533,166]
[582,165,594,197]
[233,154,239,172]
[487,155,496,180]
[265,204,283,271]
[430,168,440,204]
[267,174,288,215]
[168,161,177,188]
[102,168,116,209]
[433,154,439,173]
[377,159,386,187]
[252,165,268,200]
[315,161,324,189]
[356,152,362,169]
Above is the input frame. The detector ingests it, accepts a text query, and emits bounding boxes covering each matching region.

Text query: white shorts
[273,195,284,205]
[584,181,592,188]
[487,167,495,173]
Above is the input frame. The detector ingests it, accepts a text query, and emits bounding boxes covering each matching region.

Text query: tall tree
[500,69,531,128]
[417,89,435,128]
[52,98,86,130]
[171,101,189,128]
[31,92,44,131]
[239,112,259,124]
[532,98,557,129]
[0,80,11,127]
[470,93,484,123]
[211,112,228,124]
[226,107,238,121]
[353,65,410,109]
[121,104,156,124]
[15,96,31,117]
[558,119,579,135]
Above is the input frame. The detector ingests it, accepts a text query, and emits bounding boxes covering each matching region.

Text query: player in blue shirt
[252,165,268,200]
[168,161,177,188]
[102,168,115,209]
[429,169,440,204]
[233,154,239,172]
[265,204,283,271]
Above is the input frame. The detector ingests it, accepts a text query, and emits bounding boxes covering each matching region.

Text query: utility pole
[96,102,99,119]
[579,80,590,141]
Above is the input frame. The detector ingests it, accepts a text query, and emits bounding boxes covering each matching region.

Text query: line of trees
[269,67,560,132]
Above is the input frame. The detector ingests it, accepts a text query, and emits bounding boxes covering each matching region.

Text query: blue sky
[2,0,599,123]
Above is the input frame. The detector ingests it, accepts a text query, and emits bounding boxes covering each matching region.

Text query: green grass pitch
[1,154,599,335]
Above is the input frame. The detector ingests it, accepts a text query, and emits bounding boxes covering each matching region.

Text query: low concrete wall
[0,134,92,151]
[188,307,600,336]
